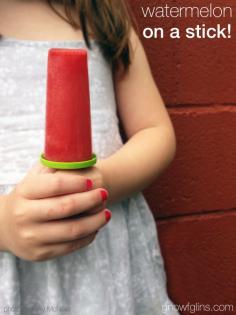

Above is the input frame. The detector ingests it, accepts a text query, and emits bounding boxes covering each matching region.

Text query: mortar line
[155,207,236,222]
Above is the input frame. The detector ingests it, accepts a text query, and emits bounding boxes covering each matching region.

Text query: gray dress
[0,37,179,315]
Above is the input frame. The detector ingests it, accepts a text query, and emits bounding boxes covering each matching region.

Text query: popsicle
[40,48,97,169]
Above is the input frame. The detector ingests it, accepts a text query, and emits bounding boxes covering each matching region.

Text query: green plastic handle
[40,153,97,170]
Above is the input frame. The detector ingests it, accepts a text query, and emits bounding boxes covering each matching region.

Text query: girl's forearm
[97,125,176,205]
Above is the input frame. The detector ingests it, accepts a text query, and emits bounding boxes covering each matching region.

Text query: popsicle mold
[40,48,97,169]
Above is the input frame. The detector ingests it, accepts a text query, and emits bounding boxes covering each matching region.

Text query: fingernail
[104,209,112,223]
[100,189,108,202]
[86,179,93,190]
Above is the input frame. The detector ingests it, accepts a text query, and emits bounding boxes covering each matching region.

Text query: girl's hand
[58,164,107,196]
[0,164,111,262]
[56,162,111,207]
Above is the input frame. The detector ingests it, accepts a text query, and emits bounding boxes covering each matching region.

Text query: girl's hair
[48,0,135,70]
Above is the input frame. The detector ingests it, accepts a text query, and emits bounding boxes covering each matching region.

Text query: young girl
[0,0,179,314]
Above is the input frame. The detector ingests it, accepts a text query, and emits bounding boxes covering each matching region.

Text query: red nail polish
[100,189,108,202]
[105,209,112,223]
[86,179,93,190]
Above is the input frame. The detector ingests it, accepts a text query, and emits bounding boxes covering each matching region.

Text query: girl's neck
[0,0,83,41]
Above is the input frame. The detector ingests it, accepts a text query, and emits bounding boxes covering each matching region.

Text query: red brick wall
[130,1,236,314]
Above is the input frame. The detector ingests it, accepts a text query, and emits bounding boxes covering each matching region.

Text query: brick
[173,0,236,105]
[129,0,236,106]
[156,211,236,314]
[144,105,236,218]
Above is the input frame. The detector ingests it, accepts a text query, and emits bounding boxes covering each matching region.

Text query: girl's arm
[97,30,177,204]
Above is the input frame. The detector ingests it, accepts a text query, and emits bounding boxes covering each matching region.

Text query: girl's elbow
[164,123,177,164]
[169,125,177,162]
[171,133,177,162]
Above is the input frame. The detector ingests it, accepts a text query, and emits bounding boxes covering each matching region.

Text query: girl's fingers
[36,209,111,244]
[66,204,105,220]
[79,204,105,216]
[53,232,98,257]
[30,188,107,221]
[29,162,56,175]
[18,172,93,199]
[33,232,97,262]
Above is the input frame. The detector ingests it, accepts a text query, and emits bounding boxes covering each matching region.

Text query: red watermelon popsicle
[40,48,97,169]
